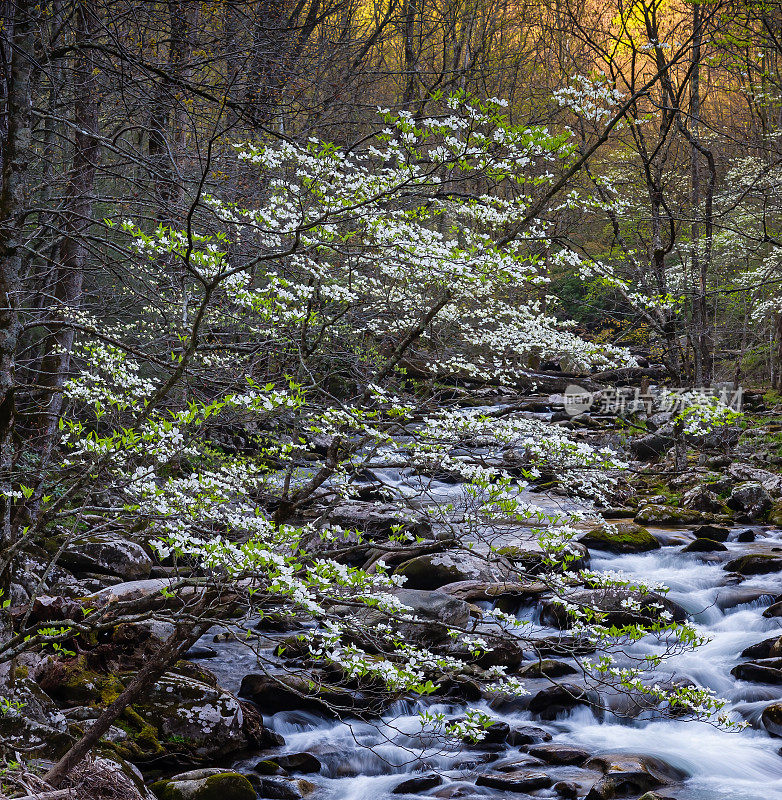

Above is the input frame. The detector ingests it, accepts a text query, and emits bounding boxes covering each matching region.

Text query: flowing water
[193,406,782,799]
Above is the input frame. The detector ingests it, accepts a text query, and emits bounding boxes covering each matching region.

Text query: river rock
[692,524,730,541]
[359,588,471,645]
[714,587,775,611]
[528,683,598,719]
[495,542,589,573]
[239,671,384,716]
[731,660,782,684]
[579,522,659,553]
[539,588,687,629]
[392,773,443,794]
[151,769,256,800]
[527,743,591,766]
[727,482,772,519]
[266,753,322,774]
[254,775,317,799]
[583,753,686,799]
[530,635,597,657]
[518,659,577,678]
[634,505,710,525]
[764,600,782,617]
[475,770,553,791]
[507,725,553,745]
[741,636,782,659]
[554,781,580,799]
[437,579,547,603]
[395,551,510,590]
[682,538,727,552]
[326,502,431,539]
[762,701,782,737]
[724,553,782,575]
[59,533,153,580]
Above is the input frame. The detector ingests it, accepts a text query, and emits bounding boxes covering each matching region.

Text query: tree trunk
[0,0,37,602]
[43,620,211,787]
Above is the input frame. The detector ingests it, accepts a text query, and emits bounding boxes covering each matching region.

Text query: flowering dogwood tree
[2,95,741,785]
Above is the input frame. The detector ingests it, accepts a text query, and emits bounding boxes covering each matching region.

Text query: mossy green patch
[580,522,660,553]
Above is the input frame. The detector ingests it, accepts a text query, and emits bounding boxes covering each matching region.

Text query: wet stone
[506,725,553,746]
[518,659,578,679]
[392,773,443,794]
[692,524,730,541]
[682,538,728,553]
[526,743,591,766]
[475,770,554,791]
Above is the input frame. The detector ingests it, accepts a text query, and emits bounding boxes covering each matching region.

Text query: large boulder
[38,657,252,764]
[0,676,72,758]
[133,671,248,761]
[727,482,772,519]
[325,503,431,539]
[395,551,510,590]
[634,505,712,525]
[579,522,659,554]
[151,769,256,800]
[528,683,599,719]
[540,587,687,629]
[584,753,686,800]
[630,432,674,461]
[361,588,471,644]
[681,486,724,513]
[59,533,153,580]
[728,463,782,496]
[724,553,782,575]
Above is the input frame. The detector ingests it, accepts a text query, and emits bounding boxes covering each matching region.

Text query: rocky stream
[6,388,782,800]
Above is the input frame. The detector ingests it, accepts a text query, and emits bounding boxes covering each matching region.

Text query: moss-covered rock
[634,504,716,526]
[579,522,659,553]
[769,500,782,526]
[151,769,255,800]
[724,553,782,575]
